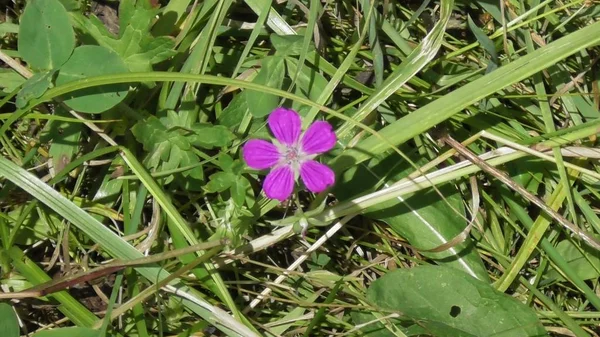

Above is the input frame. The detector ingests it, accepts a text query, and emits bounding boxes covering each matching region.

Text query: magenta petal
[300,160,335,193]
[243,139,281,169]
[263,165,295,201]
[300,121,336,155]
[268,108,302,145]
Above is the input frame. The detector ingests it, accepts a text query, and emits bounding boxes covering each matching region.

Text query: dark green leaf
[543,239,600,283]
[271,34,313,56]
[219,92,249,128]
[231,176,251,207]
[55,45,129,113]
[247,56,285,117]
[205,172,236,193]
[131,116,203,180]
[0,303,19,337]
[285,59,328,103]
[188,124,235,149]
[18,0,75,70]
[362,266,547,337]
[336,154,489,281]
[16,70,57,108]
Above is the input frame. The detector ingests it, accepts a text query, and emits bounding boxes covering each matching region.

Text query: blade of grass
[7,247,99,327]
[303,0,375,126]
[335,0,454,140]
[244,0,295,35]
[0,156,259,337]
[231,0,272,78]
[525,24,578,229]
[329,19,600,172]
[501,187,600,312]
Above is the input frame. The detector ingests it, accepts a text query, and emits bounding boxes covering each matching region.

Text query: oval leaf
[55,45,129,113]
[247,56,285,117]
[18,0,75,70]
[0,303,19,337]
[16,70,57,108]
[336,154,489,281]
[362,266,548,337]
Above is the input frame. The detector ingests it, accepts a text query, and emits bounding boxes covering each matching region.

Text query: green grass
[1,0,600,336]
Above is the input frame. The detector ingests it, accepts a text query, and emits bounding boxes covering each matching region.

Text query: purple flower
[242,108,337,201]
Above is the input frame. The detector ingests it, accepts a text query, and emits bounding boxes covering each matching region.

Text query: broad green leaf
[32,327,99,337]
[124,36,177,72]
[43,106,82,177]
[543,239,600,283]
[219,92,249,128]
[16,70,57,108]
[362,266,548,337]
[69,0,175,72]
[247,56,285,117]
[336,154,488,281]
[18,0,75,70]
[131,116,203,180]
[205,172,236,193]
[271,34,312,56]
[55,45,129,113]
[0,69,25,94]
[231,176,251,207]
[0,303,19,337]
[8,204,53,245]
[285,59,328,104]
[188,124,235,149]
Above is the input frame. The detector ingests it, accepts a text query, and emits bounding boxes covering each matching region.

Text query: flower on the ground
[242,108,336,201]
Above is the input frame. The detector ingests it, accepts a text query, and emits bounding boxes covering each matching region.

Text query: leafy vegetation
[1,0,600,336]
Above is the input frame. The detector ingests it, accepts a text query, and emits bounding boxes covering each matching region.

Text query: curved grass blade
[335,0,454,140]
[0,156,259,337]
[329,19,600,172]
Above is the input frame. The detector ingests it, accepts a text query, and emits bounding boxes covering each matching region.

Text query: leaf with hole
[18,0,75,70]
[55,45,129,113]
[355,265,547,337]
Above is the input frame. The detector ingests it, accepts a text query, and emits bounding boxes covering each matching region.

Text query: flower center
[283,146,301,163]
